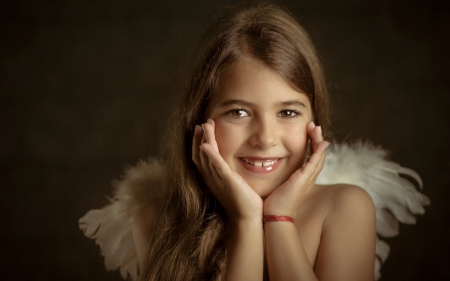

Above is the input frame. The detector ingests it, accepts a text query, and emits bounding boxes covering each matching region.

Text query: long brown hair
[140,3,330,281]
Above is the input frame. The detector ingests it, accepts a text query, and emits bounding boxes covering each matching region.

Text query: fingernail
[325,141,330,148]
[317,126,322,136]
[201,124,205,133]
[310,121,315,129]
[207,118,214,125]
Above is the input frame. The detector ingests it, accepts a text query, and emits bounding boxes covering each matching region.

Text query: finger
[201,122,220,177]
[207,118,215,129]
[204,120,219,153]
[192,125,202,166]
[308,123,323,153]
[305,122,314,155]
[200,143,232,181]
[312,143,327,177]
[209,159,223,180]
[199,131,212,177]
[304,141,329,178]
[285,140,328,188]
[309,141,328,165]
[201,121,234,184]
[304,146,327,189]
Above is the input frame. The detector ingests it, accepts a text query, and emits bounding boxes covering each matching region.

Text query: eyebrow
[218,99,307,108]
[280,100,307,108]
[218,99,255,107]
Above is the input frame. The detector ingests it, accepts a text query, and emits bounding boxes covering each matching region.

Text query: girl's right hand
[192,119,263,222]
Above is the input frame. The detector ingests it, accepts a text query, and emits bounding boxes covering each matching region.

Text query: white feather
[79,159,164,281]
[79,142,429,280]
[317,141,429,280]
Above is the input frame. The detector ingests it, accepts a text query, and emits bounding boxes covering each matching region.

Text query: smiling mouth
[240,158,279,167]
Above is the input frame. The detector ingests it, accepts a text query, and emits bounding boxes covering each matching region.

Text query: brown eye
[229,109,249,118]
[279,110,297,118]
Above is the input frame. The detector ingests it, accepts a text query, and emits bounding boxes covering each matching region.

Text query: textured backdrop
[1,0,449,280]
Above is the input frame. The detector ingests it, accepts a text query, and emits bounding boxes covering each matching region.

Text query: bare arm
[265,220,317,280]
[226,219,264,281]
[315,185,376,280]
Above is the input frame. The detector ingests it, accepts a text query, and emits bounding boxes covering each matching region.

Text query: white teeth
[263,161,275,167]
[242,158,278,167]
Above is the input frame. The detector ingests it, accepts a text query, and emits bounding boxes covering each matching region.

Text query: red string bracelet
[262,215,294,223]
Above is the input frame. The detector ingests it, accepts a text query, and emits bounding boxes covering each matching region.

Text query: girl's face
[204,59,313,198]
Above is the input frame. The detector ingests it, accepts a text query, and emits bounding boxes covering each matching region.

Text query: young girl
[80,3,429,281]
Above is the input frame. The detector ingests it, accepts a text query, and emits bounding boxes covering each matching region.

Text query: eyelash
[227,108,249,119]
[278,109,302,119]
[226,108,302,119]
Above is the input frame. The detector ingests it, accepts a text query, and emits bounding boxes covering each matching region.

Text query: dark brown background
[1,0,449,280]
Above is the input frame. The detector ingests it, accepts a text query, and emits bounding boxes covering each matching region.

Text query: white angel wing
[79,159,165,281]
[317,141,430,280]
[79,142,429,281]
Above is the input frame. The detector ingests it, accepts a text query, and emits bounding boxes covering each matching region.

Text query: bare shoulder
[310,183,373,209]
[313,183,373,209]
[307,184,375,233]
[133,200,161,268]
[331,184,374,213]
[317,184,375,227]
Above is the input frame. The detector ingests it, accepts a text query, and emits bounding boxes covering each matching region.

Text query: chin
[247,178,284,198]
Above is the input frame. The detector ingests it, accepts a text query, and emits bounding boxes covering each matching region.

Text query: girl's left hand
[263,122,329,219]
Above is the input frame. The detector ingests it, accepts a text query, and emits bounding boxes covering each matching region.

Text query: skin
[198,58,325,220]
[134,58,376,280]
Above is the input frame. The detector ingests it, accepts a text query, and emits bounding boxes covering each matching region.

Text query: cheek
[284,125,309,161]
[213,121,240,160]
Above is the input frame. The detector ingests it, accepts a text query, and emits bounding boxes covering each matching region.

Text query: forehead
[209,58,311,108]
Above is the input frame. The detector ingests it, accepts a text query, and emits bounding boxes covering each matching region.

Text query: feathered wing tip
[317,141,430,280]
[79,142,429,280]
[79,159,165,281]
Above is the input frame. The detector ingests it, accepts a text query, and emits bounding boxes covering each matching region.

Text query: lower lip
[238,158,283,174]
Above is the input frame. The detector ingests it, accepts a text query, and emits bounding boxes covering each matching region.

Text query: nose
[248,117,279,149]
